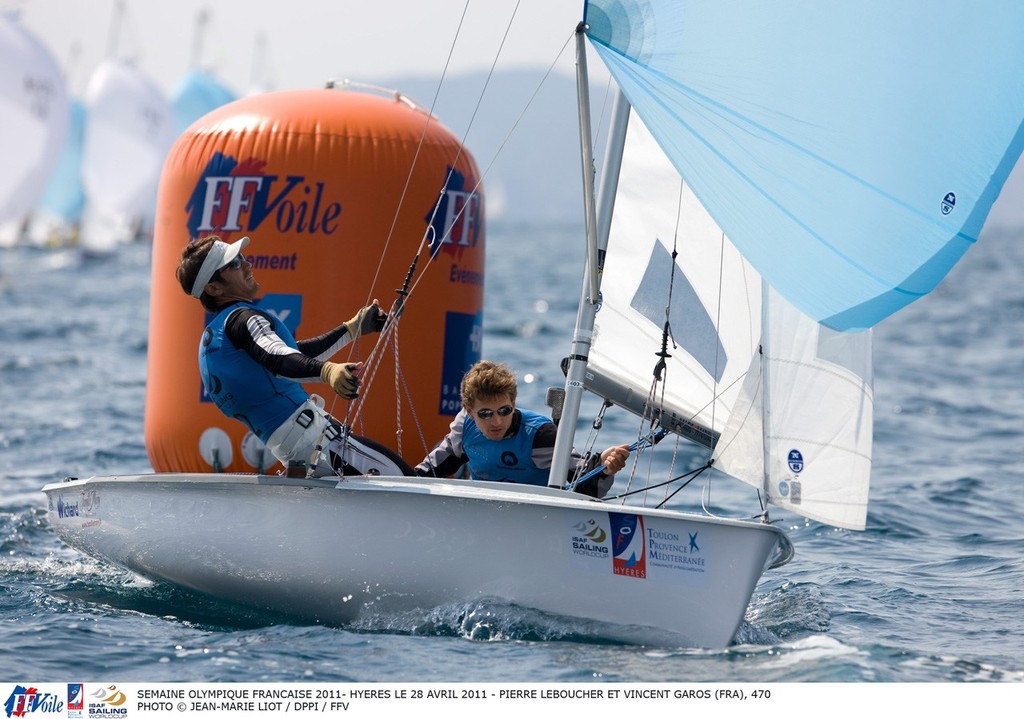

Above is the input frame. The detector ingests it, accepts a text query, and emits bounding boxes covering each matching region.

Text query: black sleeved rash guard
[221,305,353,381]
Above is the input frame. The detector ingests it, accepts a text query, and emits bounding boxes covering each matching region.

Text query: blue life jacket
[198,301,309,440]
[462,409,551,485]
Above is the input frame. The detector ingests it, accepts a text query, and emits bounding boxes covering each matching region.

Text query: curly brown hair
[460,360,518,410]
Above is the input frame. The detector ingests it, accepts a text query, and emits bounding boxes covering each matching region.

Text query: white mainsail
[588,109,874,529]
[588,109,761,449]
[81,59,174,247]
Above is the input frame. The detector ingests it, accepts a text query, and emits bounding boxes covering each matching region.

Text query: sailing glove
[320,361,360,399]
[344,302,387,339]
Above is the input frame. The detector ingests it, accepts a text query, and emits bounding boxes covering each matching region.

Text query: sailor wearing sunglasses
[415,360,629,497]
[177,234,414,477]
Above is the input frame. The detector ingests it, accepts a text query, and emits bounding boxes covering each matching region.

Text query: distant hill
[380,69,1024,235]
[382,68,596,229]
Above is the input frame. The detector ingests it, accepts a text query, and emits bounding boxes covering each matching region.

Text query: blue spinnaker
[584,0,1024,330]
[39,99,86,223]
[172,70,237,136]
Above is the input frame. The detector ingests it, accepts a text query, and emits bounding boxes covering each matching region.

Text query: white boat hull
[42,473,791,647]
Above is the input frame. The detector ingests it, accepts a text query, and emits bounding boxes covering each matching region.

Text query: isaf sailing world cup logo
[570,517,609,559]
[87,686,126,717]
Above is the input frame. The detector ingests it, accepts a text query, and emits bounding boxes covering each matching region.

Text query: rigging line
[346,1,537,405]
[664,432,684,507]
[707,228,728,464]
[394,348,433,461]
[667,179,684,344]
[629,375,658,502]
[620,397,661,502]
[324,0,476,431]
[591,70,616,166]
[348,246,420,400]
[672,365,750,443]
[625,380,663,505]
[346,17,577,431]
[356,322,431,459]
[568,400,610,488]
[629,179,687,496]
[567,425,668,493]
[398,25,576,310]
[405,0,528,275]
[652,376,671,508]
[653,180,686,381]
[353,0,474,309]
[705,357,761,466]
[700,478,769,522]
[392,331,404,456]
[342,320,398,427]
[656,463,711,509]
[602,462,709,503]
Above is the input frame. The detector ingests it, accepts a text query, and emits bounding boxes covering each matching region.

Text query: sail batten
[585,0,1024,331]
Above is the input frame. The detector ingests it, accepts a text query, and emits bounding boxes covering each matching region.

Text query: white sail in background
[81,59,173,248]
[0,14,69,235]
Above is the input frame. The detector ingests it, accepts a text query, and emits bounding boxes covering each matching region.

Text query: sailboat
[172,69,236,136]
[171,9,237,136]
[30,97,86,247]
[42,1,1024,647]
[0,12,70,246]
[79,59,173,251]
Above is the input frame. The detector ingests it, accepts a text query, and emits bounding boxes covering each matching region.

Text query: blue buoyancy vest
[198,301,309,440]
[462,408,552,485]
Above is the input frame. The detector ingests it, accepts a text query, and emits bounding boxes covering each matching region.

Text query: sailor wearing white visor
[177,234,414,477]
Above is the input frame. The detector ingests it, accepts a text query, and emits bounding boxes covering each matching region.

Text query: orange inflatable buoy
[145,87,485,474]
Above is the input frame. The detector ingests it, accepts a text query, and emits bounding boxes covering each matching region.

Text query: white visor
[190,236,250,297]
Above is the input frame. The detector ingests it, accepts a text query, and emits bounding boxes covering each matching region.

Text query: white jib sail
[717,287,874,530]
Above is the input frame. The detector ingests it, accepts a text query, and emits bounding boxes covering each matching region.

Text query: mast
[548,24,630,487]
[759,279,772,501]
[190,8,210,69]
[106,0,124,59]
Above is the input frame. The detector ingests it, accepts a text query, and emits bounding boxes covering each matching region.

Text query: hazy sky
[10,0,589,96]
[8,0,1022,228]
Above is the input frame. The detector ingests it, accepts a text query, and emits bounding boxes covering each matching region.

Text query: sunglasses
[213,255,244,281]
[475,405,514,419]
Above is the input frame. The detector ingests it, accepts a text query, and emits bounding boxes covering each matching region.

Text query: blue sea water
[1,222,1023,687]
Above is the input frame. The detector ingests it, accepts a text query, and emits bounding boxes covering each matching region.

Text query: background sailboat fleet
[0,7,240,252]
